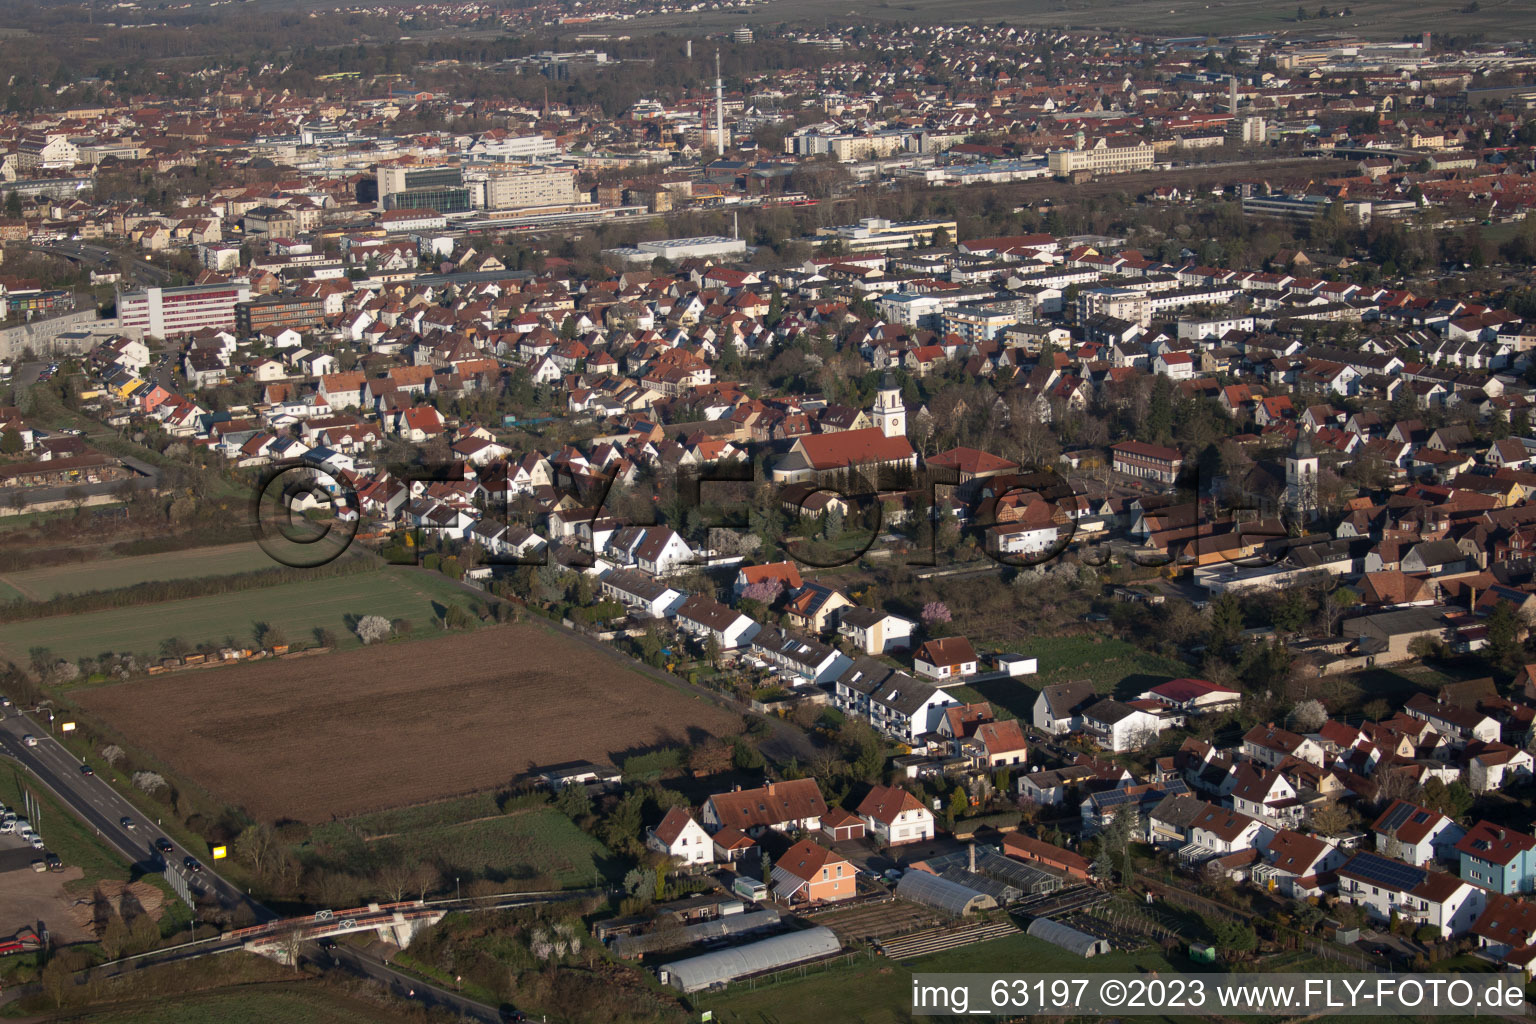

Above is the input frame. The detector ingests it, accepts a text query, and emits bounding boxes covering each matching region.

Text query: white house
[675,595,761,650]
[599,567,688,619]
[1033,680,1097,736]
[855,785,935,846]
[647,807,714,867]
[838,607,916,655]
[1255,829,1347,899]
[913,637,979,681]
[833,658,958,744]
[1337,852,1486,939]
[635,527,695,576]
[1469,745,1536,794]
[1184,803,1269,862]
[1080,698,1169,753]
[1372,799,1466,867]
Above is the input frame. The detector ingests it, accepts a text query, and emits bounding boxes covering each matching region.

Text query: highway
[0,708,266,923]
[0,706,541,1019]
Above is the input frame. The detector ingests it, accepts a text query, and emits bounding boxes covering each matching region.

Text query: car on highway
[78,764,93,776]
[21,735,36,747]
[155,838,173,854]
[120,816,136,830]
[184,856,202,873]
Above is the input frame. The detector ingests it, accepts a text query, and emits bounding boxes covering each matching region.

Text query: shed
[895,869,998,916]
[658,926,841,993]
[1025,917,1111,957]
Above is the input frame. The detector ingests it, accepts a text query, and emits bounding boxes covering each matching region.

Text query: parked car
[29,836,44,850]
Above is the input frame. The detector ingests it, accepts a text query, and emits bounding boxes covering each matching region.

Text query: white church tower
[872,372,906,438]
[1285,433,1319,520]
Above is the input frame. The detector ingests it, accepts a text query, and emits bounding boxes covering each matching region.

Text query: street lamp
[455,875,460,901]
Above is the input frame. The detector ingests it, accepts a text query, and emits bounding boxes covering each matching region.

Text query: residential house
[1336,851,1486,939]
[1033,680,1098,735]
[838,607,916,654]
[647,807,714,868]
[1457,821,1536,895]
[770,839,856,904]
[856,785,936,846]
[701,779,828,835]
[1372,800,1465,867]
[913,637,979,681]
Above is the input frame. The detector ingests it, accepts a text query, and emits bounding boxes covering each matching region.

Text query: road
[315,942,506,1023]
[0,708,266,923]
[21,242,174,287]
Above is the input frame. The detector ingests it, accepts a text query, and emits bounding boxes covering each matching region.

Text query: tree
[354,615,392,644]
[159,636,190,661]
[1212,919,1258,958]
[4,191,20,218]
[1308,801,1352,836]
[1288,698,1328,733]
[921,601,952,628]
[0,428,21,454]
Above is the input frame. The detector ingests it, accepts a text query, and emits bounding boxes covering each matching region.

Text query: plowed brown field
[75,623,738,822]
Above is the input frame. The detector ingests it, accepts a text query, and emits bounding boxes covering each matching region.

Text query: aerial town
[0,6,1536,1023]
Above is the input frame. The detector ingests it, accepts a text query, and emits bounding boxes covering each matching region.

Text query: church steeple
[1286,431,1319,520]
[872,372,906,439]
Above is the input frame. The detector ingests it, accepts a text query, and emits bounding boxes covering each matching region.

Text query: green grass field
[0,543,281,602]
[0,568,482,664]
[304,800,615,889]
[44,983,398,1024]
[964,636,1188,717]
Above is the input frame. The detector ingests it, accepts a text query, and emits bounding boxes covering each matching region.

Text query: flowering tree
[741,579,784,604]
[921,601,952,627]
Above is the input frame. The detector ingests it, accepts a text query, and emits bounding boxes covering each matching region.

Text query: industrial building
[603,235,747,266]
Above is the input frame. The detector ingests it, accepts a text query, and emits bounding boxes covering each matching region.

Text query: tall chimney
[1229,76,1238,114]
[715,50,726,156]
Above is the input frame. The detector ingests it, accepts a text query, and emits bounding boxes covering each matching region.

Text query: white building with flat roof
[603,235,747,265]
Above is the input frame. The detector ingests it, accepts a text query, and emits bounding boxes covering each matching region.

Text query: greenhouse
[1026,917,1111,957]
[658,926,842,993]
[895,869,998,916]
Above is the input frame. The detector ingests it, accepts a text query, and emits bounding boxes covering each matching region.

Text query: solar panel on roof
[1348,852,1425,891]
[1380,802,1414,832]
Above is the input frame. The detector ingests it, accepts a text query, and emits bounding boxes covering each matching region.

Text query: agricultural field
[74,623,741,822]
[305,797,616,889]
[0,543,278,602]
[0,566,479,663]
[616,0,1536,38]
